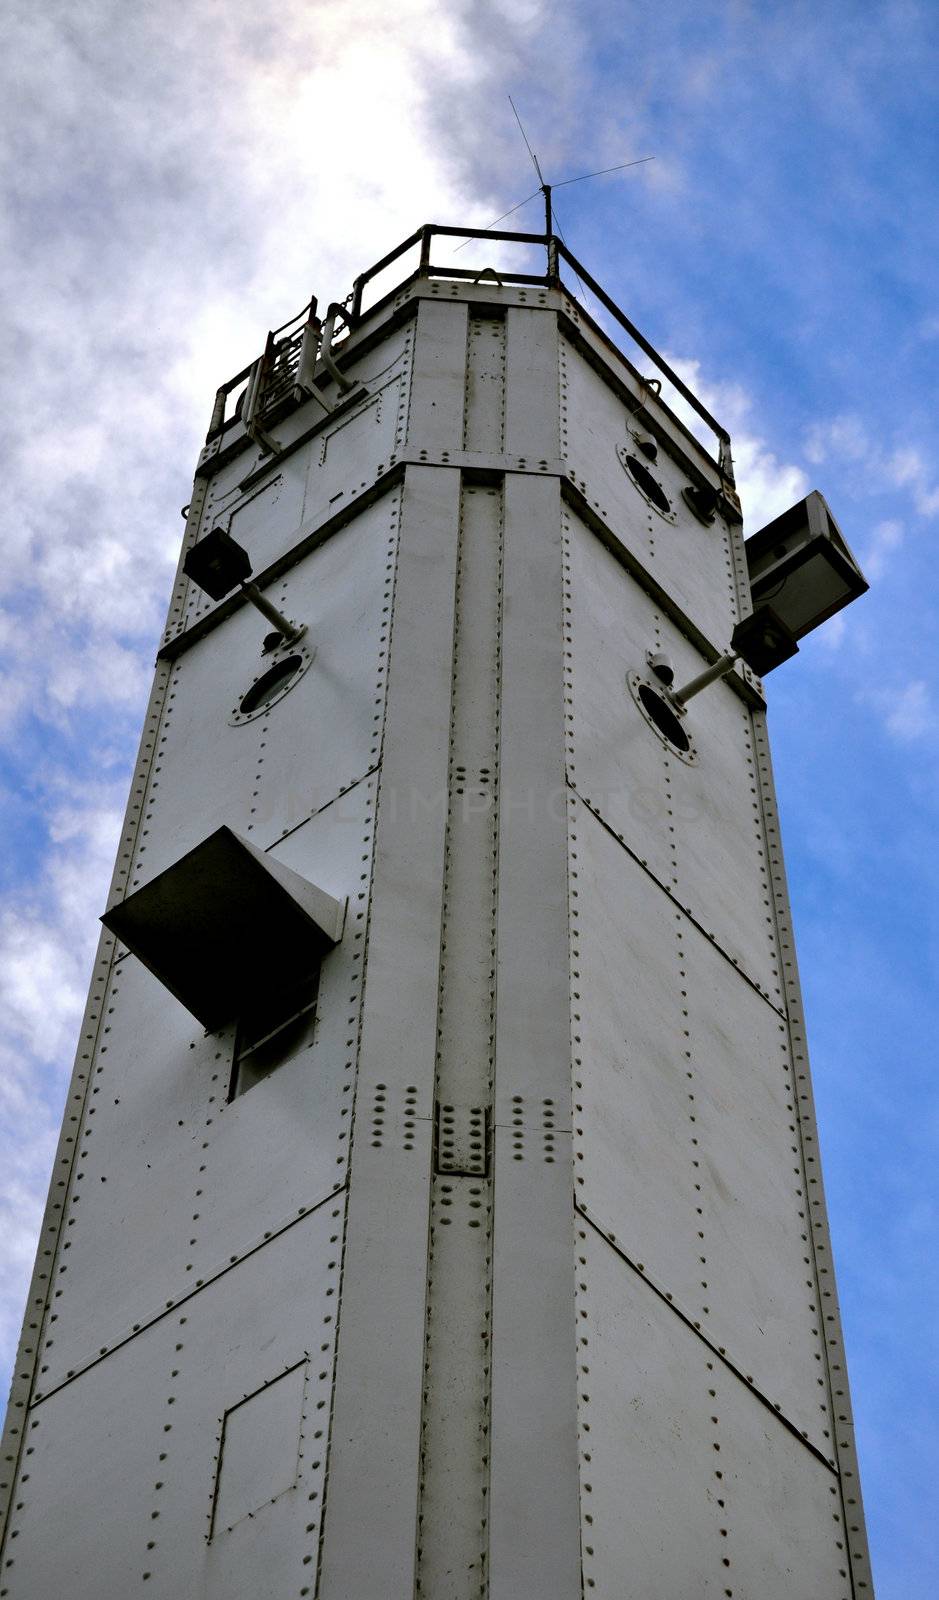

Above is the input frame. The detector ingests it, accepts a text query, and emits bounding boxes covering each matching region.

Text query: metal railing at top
[206,222,734,483]
[349,222,734,482]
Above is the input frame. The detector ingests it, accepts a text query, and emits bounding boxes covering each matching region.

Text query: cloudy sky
[1,1,936,1591]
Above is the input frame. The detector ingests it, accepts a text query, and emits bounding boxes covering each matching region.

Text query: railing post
[350,275,364,325]
[719,435,736,486]
[208,386,227,437]
[419,225,432,273]
[547,233,560,285]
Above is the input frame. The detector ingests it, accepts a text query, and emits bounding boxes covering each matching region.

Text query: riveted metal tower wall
[0,229,874,1599]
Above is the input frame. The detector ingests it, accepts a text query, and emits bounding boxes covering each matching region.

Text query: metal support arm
[240,581,305,644]
[670,652,738,706]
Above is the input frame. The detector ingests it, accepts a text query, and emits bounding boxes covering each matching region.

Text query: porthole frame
[627,669,699,765]
[229,639,316,726]
[617,442,677,522]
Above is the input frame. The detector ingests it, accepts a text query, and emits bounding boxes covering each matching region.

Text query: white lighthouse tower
[0,221,874,1599]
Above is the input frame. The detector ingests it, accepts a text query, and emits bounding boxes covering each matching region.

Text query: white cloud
[806,414,939,520]
[865,678,935,743]
[730,435,808,532]
[805,413,872,467]
[887,447,939,519]
[862,518,904,582]
[0,786,122,1067]
[817,610,848,652]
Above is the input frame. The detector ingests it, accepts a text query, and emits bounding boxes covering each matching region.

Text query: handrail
[347,222,732,478]
[212,222,735,481]
[553,240,733,474]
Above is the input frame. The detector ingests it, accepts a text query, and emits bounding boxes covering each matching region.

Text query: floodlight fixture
[744,489,868,640]
[668,490,868,705]
[183,526,305,644]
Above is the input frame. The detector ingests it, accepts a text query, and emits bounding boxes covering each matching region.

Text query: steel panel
[317,467,459,1600]
[31,954,221,1395]
[570,796,834,1453]
[463,310,506,452]
[577,1226,850,1600]
[304,373,405,531]
[228,460,307,567]
[565,504,782,1001]
[3,1207,342,1600]
[405,298,468,452]
[560,332,738,650]
[504,305,559,461]
[170,779,371,1284]
[489,1127,580,1600]
[569,796,699,1288]
[431,482,502,1114]
[563,503,672,889]
[687,916,834,1456]
[124,491,399,892]
[225,453,304,556]
[415,479,503,1596]
[417,1171,493,1596]
[488,474,581,1600]
[670,674,782,1006]
[556,292,726,501]
[35,780,375,1393]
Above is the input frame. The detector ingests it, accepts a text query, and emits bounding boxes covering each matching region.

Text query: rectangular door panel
[304,374,405,531]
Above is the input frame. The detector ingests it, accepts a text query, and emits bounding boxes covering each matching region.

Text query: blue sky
[0,2,936,1592]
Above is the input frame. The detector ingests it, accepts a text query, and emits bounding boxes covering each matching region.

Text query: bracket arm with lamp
[653,490,868,707]
[183,525,306,646]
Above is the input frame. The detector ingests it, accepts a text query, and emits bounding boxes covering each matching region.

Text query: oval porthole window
[636,682,690,752]
[239,654,304,716]
[623,453,671,516]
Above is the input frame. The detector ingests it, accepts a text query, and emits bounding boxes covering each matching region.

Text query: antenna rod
[553,156,655,189]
